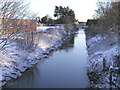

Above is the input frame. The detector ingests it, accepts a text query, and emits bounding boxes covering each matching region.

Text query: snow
[87,35,107,48]
[37,26,56,32]
[0,25,76,87]
[86,33,120,88]
[36,26,64,33]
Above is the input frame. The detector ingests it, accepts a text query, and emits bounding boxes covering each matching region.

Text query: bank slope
[0,25,78,87]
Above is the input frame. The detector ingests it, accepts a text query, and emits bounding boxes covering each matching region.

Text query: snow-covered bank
[85,32,120,88]
[0,25,78,87]
[37,26,57,32]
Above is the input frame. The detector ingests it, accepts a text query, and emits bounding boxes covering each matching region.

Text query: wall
[0,19,37,35]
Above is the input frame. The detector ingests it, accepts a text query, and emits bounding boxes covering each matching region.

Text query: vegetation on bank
[85,0,120,88]
[0,0,37,51]
[86,0,119,37]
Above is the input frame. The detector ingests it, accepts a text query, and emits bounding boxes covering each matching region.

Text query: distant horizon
[27,0,98,22]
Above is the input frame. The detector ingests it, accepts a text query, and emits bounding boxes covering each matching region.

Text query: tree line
[37,6,76,24]
[93,0,119,34]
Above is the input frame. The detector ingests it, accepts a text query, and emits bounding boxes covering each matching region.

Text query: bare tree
[94,0,119,34]
[0,0,30,33]
[0,0,31,50]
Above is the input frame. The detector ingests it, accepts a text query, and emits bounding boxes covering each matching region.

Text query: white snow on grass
[86,33,119,88]
[0,25,76,87]
[87,35,107,48]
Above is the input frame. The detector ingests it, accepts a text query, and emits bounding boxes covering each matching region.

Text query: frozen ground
[86,33,120,88]
[0,25,77,87]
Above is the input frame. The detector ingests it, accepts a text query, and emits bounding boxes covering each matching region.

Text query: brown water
[5,30,90,88]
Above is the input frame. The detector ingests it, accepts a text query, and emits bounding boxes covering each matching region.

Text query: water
[5,30,90,88]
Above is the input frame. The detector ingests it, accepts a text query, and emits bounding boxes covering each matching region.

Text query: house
[0,18,37,35]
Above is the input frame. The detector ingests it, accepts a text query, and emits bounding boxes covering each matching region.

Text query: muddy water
[5,30,90,88]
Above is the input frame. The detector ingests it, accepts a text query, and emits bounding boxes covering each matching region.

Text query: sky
[27,0,98,22]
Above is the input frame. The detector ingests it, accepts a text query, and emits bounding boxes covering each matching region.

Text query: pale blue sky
[27,0,98,22]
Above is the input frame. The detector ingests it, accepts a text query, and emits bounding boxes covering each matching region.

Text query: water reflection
[59,35,75,52]
[4,30,90,88]
[4,66,40,88]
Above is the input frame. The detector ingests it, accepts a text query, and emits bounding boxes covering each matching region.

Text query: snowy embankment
[36,26,64,33]
[0,25,77,87]
[86,32,120,88]
[37,26,56,32]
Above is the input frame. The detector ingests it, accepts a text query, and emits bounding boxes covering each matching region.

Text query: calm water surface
[5,30,90,88]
